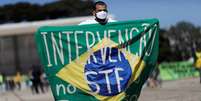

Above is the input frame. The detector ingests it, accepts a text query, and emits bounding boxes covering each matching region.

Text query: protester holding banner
[35,18,159,101]
[35,0,159,100]
[79,1,116,25]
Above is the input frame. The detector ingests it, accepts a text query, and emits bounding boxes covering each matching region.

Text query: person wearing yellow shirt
[195,52,201,84]
[14,72,22,90]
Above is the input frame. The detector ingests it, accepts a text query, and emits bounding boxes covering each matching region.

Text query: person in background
[191,42,201,84]
[0,72,3,92]
[6,76,15,91]
[194,51,201,84]
[41,72,49,92]
[31,65,44,94]
[79,1,116,25]
[147,63,161,88]
[28,68,35,94]
[14,72,22,90]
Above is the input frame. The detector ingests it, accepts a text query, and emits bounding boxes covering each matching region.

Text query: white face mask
[96,11,108,20]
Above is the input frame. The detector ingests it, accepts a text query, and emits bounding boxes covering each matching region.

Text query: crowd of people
[0,65,49,94]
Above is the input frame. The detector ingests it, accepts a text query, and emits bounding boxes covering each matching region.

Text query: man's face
[93,4,107,15]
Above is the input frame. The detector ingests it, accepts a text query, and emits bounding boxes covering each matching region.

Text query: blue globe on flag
[84,47,132,96]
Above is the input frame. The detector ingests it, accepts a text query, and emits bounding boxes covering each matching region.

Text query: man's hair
[93,1,107,10]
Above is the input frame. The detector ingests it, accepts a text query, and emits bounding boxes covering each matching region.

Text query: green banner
[159,61,199,80]
[35,19,159,101]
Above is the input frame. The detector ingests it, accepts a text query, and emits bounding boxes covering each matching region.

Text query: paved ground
[139,78,201,101]
[0,89,54,101]
[0,78,201,101]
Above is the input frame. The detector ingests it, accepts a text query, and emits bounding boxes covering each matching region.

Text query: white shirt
[78,18,116,25]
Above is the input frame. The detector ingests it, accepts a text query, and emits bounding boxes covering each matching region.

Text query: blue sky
[1,0,201,28]
[103,0,201,28]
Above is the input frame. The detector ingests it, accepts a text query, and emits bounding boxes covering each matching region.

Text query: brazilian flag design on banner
[35,19,159,101]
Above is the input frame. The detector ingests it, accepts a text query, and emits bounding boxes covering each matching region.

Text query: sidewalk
[139,78,201,101]
[0,89,54,101]
[0,78,200,101]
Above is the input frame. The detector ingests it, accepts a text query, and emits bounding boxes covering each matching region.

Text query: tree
[165,21,201,61]
[0,0,94,24]
[158,29,171,62]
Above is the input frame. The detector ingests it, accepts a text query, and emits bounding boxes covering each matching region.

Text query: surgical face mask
[95,11,108,20]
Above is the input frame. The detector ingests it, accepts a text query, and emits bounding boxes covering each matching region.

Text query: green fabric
[159,61,199,80]
[35,19,159,101]
[0,74,3,83]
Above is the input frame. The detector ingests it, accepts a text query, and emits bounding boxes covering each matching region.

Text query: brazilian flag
[35,19,159,101]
